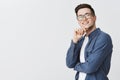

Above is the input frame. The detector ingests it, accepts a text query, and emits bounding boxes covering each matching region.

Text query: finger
[82,27,86,32]
[74,29,78,36]
[78,29,84,35]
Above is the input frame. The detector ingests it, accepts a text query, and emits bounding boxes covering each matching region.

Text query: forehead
[77,8,91,15]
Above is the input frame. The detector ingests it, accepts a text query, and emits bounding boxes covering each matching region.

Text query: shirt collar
[88,28,100,40]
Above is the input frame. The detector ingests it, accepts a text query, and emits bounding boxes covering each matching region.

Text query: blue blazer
[66,28,113,80]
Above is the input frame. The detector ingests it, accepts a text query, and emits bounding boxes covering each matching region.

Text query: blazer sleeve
[66,39,83,68]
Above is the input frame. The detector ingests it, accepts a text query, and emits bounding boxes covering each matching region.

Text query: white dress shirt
[79,36,89,80]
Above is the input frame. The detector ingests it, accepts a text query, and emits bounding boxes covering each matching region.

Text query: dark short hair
[75,3,95,16]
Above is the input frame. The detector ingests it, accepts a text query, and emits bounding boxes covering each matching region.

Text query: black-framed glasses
[77,13,92,21]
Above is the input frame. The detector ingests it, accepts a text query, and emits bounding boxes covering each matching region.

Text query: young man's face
[77,8,96,30]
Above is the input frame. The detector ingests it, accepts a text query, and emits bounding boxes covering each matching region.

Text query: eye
[77,15,83,20]
[85,13,91,17]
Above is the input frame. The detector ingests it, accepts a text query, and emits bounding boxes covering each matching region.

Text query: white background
[0,0,119,80]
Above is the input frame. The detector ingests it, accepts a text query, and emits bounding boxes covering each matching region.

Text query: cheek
[78,21,82,26]
[90,20,95,25]
[79,22,84,27]
[88,19,94,24]
[88,20,92,24]
[89,17,96,24]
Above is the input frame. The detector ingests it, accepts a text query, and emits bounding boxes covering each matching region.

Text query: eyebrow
[78,13,91,16]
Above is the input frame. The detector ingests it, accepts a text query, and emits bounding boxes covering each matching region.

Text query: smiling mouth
[83,21,89,25]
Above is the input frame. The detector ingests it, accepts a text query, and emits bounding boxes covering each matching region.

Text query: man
[66,3,113,80]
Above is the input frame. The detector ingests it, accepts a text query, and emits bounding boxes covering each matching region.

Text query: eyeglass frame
[77,13,93,21]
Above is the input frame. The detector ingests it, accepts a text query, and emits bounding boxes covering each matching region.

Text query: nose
[81,18,88,25]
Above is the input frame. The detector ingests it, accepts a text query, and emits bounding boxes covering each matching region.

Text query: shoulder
[93,29,113,50]
[98,30,112,42]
